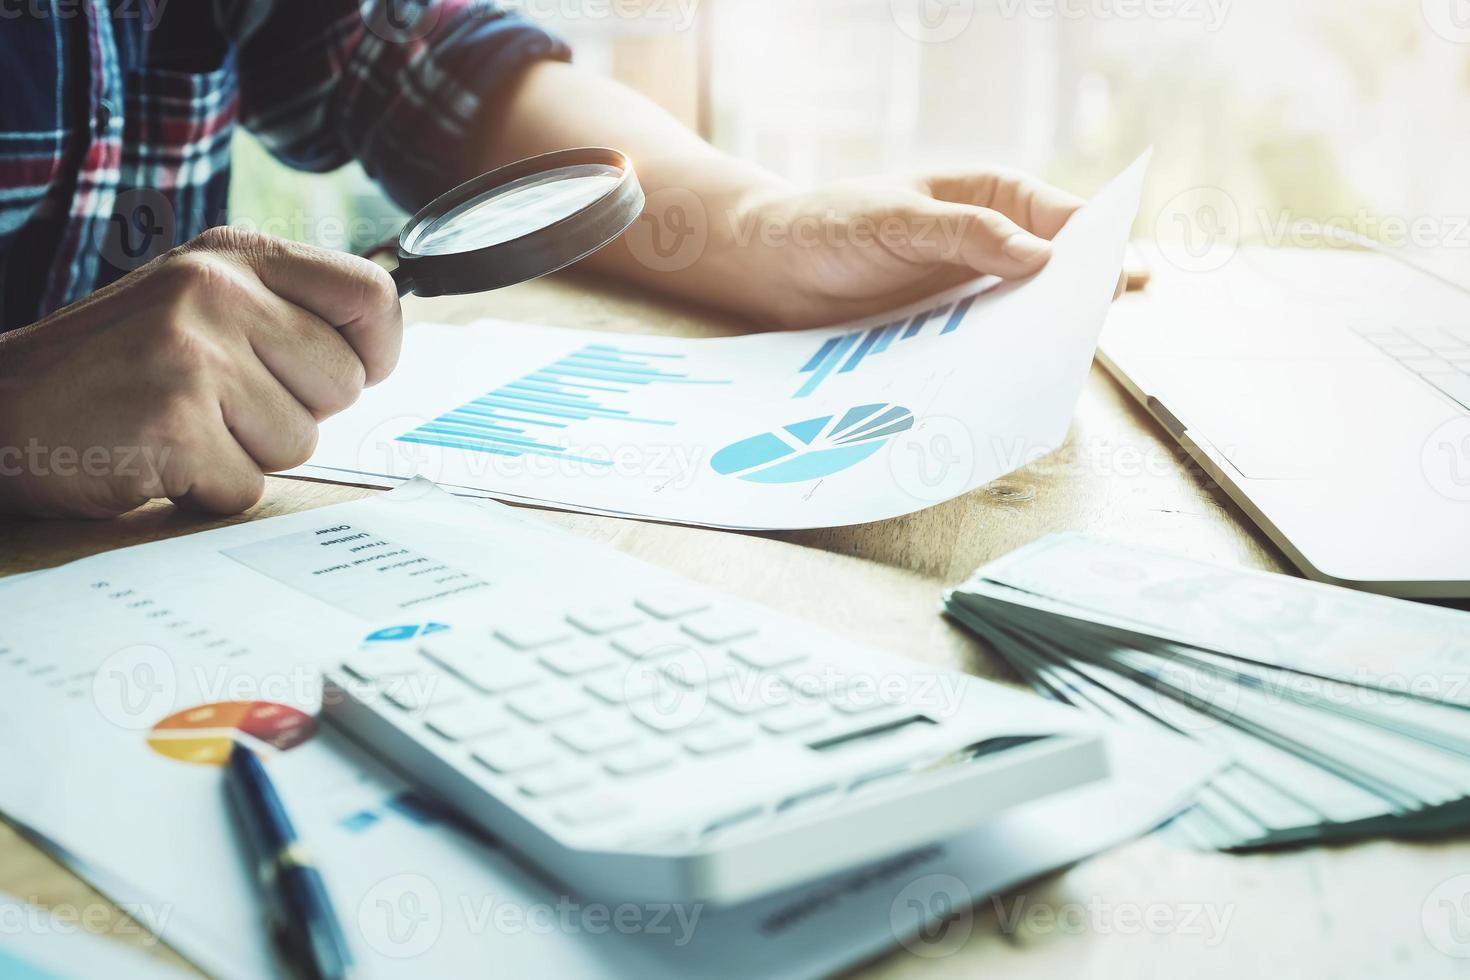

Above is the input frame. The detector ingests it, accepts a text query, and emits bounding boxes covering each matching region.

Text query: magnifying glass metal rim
[391,147,644,298]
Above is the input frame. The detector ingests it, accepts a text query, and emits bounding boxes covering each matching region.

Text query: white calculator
[323,568,1107,905]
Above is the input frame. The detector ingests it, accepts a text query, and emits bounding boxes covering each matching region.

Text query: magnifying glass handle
[391,264,414,298]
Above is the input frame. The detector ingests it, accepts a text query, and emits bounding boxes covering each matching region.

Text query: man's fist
[0,227,401,518]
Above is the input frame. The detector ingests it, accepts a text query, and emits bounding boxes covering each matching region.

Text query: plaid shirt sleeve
[225,0,571,212]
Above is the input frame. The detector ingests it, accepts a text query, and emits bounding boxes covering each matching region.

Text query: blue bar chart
[793,294,978,398]
[398,343,730,465]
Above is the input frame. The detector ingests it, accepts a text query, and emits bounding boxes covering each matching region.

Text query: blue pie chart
[710,404,915,484]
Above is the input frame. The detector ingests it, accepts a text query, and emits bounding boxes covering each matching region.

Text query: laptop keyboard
[1350,322,1470,411]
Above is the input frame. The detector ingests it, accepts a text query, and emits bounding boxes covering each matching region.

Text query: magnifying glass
[390,147,644,298]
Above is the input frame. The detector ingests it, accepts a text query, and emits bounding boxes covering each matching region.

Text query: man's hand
[0,227,401,518]
[718,169,1086,328]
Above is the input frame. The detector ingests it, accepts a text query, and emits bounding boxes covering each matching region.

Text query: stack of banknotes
[945,534,1470,851]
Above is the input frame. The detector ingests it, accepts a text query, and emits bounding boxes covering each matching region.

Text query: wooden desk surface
[2,273,1466,979]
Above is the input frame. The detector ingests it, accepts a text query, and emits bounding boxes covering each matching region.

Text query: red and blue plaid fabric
[0,0,568,331]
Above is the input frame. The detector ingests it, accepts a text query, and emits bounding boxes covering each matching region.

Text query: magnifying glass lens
[411,164,623,256]
[392,147,643,298]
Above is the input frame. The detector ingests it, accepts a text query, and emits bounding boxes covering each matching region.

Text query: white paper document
[0,481,1214,979]
[293,156,1149,529]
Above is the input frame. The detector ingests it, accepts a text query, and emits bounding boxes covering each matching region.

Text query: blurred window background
[230,0,1470,260]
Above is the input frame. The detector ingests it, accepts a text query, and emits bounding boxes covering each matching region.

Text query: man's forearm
[471,58,1094,331]
[474,60,793,317]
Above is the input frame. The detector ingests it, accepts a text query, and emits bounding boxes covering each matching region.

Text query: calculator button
[553,716,641,754]
[518,766,593,799]
[629,700,719,735]
[602,744,676,777]
[584,667,663,705]
[472,734,557,774]
[343,650,426,681]
[383,672,467,713]
[556,796,632,826]
[776,785,839,814]
[683,723,753,756]
[728,639,809,670]
[508,688,591,724]
[424,645,543,695]
[780,663,847,699]
[538,640,620,677]
[566,606,643,635]
[851,765,910,796]
[707,673,790,715]
[829,681,900,715]
[610,624,696,660]
[634,592,711,620]
[702,806,764,837]
[495,617,574,650]
[425,702,511,742]
[759,703,828,734]
[418,630,513,665]
[680,610,759,644]
[659,649,737,687]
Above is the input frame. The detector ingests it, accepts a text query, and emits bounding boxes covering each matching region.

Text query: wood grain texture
[1,271,1465,979]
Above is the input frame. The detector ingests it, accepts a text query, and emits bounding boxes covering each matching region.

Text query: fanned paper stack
[945,534,1470,851]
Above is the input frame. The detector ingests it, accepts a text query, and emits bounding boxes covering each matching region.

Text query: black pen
[226,742,356,980]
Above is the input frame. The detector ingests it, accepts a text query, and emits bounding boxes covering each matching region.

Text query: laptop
[1098,243,1470,599]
